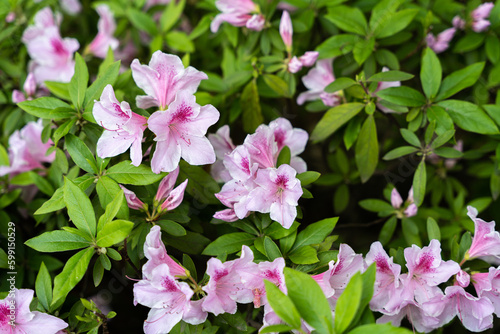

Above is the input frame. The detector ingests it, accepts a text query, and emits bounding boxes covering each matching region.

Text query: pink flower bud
[159,179,188,212]
[299,51,319,67]
[456,270,471,287]
[5,12,15,23]
[155,167,180,202]
[471,2,494,20]
[12,90,26,103]
[23,73,37,97]
[404,203,418,217]
[452,15,466,30]
[288,56,303,73]
[119,185,146,211]
[280,11,293,51]
[472,19,491,32]
[391,188,403,209]
[319,92,340,107]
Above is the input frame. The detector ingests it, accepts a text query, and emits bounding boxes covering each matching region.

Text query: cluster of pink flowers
[279,10,318,73]
[211,0,265,33]
[12,72,49,104]
[133,226,286,333]
[93,51,220,172]
[133,207,500,333]
[0,289,68,333]
[0,119,55,178]
[210,118,307,228]
[427,2,495,53]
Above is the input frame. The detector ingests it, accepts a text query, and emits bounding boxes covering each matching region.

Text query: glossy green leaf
[64,178,96,238]
[65,134,98,174]
[35,262,53,312]
[421,48,441,99]
[367,70,413,82]
[69,53,88,110]
[376,87,426,107]
[241,80,263,133]
[202,233,255,256]
[412,160,426,207]
[355,115,378,183]
[105,161,166,185]
[264,280,301,329]
[18,97,74,119]
[291,217,338,252]
[311,103,365,142]
[437,100,499,135]
[435,62,485,101]
[25,230,90,252]
[96,220,134,247]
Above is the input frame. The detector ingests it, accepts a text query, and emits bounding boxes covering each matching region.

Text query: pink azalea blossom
[280,11,293,52]
[202,245,256,315]
[400,240,460,305]
[243,125,279,169]
[5,12,15,23]
[12,72,41,103]
[312,244,364,307]
[287,56,303,73]
[143,225,188,279]
[426,28,456,53]
[299,51,319,67]
[93,84,147,166]
[439,286,494,332]
[246,164,302,228]
[297,58,341,107]
[453,15,466,30]
[365,242,402,313]
[0,120,55,177]
[465,206,500,260]
[119,185,147,211]
[390,187,417,218]
[155,168,188,212]
[208,125,236,182]
[133,264,207,334]
[471,3,495,21]
[211,0,265,33]
[473,267,500,316]
[148,91,219,173]
[131,51,208,110]
[88,5,119,58]
[269,118,308,173]
[22,7,79,84]
[215,177,256,220]
[60,0,82,15]
[472,19,491,32]
[0,289,68,333]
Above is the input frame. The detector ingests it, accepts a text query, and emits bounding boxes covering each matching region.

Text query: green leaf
[453,33,485,53]
[335,272,362,334]
[316,34,358,59]
[105,161,166,185]
[93,258,104,287]
[263,74,289,97]
[52,247,94,307]
[284,268,334,334]
[45,81,71,101]
[291,217,337,252]
[35,187,65,215]
[434,147,462,158]
[437,100,499,135]
[367,71,414,82]
[53,118,76,144]
[264,280,302,329]
[379,216,397,245]
[69,53,89,110]
[127,8,158,35]
[277,146,291,167]
[402,218,422,247]
[347,323,413,334]
[373,9,418,39]
[25,230,90,252]
[412,160,426,207]
[486,35,500,64]
[65,133,98,174]
[400,128,420,147]
[297,171,321,186]
[435,62,485,101]
[324,77,357,93]
[426,105,454,135]
[376,87,426,107]
[326,6,367,35]
[260,324,294,334]
[359,199,393,212]
[202,233,255,256]
[241,80,263,133]
[288,245,319,264]
[160,0,185,32]
[157,220,187,237]
[165,31,194,53]
[18,97,74,119]
[311,103,365,142]
[355,115,378,183]
[383,146,419,160]
[96,220,134,247]
[83,61,120,117]
[64,178,96,238]
[35,262,53,312]
[430,129,455,149]
[264,236,283,261]
[353,37,375,65]
[96,176,128,224]
[427,217,441,241]
[420,48,441,99]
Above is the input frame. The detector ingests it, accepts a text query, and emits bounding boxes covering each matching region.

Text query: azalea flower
[426,28,456,54]
[391,187,417,218]
[93,84,147,166]
[246,164,302,228]
[211,0,265,33]
[0,119,55,177]
[148,90,219,173]
[464,206,500,260]
[269,118,308,173]
[87,5,119,58]
[60,0,81,15]
[473,266,500,317]
[120,185,147,211]
[22,7,79,84]
[12,72,47,103]
[279,11,293,52]
[155,167,188,212]
[471,2,495,32]
[131,51,208,110]
[0,289,68,334]
[202,245,256,315]
[208,125,236,183]
[297,58,341,107]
